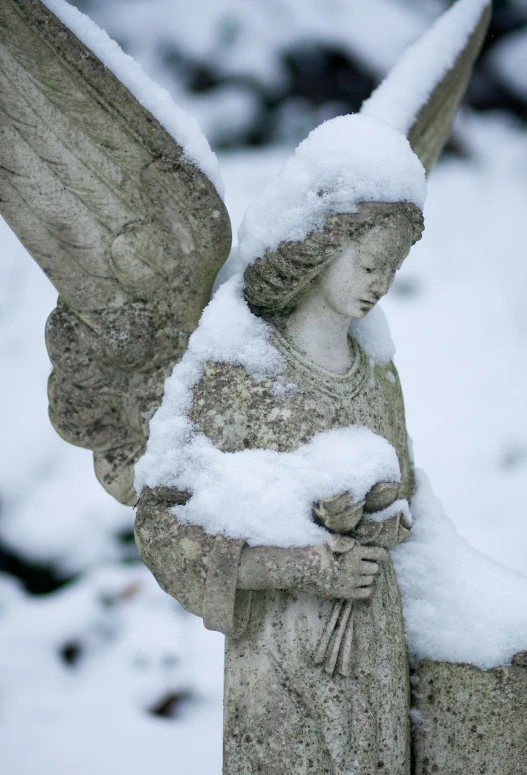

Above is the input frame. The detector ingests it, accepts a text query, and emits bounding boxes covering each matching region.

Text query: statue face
[315,217,414,319]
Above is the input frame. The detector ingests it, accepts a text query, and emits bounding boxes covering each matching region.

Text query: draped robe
[136,329,414,774]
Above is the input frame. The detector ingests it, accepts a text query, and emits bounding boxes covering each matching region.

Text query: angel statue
[2,0,506,773]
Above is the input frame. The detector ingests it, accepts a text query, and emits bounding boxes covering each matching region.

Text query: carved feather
[0,0,231,504]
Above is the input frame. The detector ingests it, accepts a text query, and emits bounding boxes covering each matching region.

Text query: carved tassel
[325,601,353,676]
[314,599,343,665]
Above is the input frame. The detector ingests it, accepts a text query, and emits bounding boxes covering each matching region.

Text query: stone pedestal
[412,657,527,774]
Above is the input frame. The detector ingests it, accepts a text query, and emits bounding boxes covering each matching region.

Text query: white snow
[136,275,404,547]
[41,0,224,197]
[0,564,224,775]
[236,114,426,267]
[365,498,411,525]
[393,471,527,670]
[74,0,438,151]
[362,0,490,135]
[349,303,395,366]
[170,427,403,547]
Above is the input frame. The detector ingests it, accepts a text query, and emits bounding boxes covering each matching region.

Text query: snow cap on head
[237,113,427,268]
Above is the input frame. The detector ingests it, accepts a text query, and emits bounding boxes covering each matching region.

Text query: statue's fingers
[359,560,379,575]
[358,574,375,587]
[359,546,387,562]
[351,587,373,600]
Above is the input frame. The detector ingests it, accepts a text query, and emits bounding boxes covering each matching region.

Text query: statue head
[243,201,424,320]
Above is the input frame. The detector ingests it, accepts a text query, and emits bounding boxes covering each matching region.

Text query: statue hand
[323,544,386,600]
[238,541,386,600]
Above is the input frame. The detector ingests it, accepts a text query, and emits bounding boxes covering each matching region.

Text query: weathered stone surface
[412,659,527,774]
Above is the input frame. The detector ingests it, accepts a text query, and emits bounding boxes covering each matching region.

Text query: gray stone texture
[412,659,527,774]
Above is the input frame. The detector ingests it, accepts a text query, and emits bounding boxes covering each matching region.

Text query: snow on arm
[393,470,527,669]
[361,0,490,135]
[41,0,224,197]
[135,275,405,547]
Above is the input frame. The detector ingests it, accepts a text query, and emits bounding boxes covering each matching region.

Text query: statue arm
[136,486,249,635]
[135,487,384,634]
[238,543,385,600]
[135,487,216,621]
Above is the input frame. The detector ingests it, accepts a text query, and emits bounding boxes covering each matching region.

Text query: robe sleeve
[135,487,250,636]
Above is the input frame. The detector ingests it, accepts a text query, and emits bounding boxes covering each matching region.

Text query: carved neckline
[271,326,369,400]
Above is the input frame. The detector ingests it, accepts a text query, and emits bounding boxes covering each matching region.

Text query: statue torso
[189,329,413,774]
[190,327,414,501]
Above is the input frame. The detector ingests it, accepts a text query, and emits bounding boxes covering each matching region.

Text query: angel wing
[361,0,492,175]
[0,0,231,504]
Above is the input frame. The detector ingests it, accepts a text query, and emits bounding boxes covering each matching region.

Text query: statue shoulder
[189,359,300,452]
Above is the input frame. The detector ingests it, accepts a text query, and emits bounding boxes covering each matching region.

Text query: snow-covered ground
[1,1,527,773]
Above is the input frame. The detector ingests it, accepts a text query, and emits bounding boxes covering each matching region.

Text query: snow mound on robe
[362,0,490,134]
[236,114,426,266]
[349,304,395,366]
[135,276,406,547]
[42,0,224,197]
[394,470,527,669]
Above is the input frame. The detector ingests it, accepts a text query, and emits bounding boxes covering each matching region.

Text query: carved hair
[243,201,424,318]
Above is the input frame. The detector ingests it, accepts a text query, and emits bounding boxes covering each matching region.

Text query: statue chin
[354,303,375,318]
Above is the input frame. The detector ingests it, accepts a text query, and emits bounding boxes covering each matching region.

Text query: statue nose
[371,277,392,298]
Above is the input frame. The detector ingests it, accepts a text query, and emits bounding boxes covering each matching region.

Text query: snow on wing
[0,0,232,504]
[362,0,492,175]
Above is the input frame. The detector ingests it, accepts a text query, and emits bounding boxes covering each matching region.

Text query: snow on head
[361,0,490,135]
[393,471,527,669]
[41,0,224,197]
[237,114,426,267]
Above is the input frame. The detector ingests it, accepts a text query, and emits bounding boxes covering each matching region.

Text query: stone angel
[7,1,521,774]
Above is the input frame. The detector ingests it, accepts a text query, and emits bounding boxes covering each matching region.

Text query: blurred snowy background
[1,1,526,772]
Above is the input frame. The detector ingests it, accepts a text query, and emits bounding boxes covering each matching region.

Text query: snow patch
[41,0,224,197]
[236,114,426,267]
[393,470,527,669]
[364,499,411,525]
[169,427,402,547]
[362,0,490,135]
[349,303,395,366]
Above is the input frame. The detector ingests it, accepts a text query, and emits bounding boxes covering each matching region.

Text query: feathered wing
[0,0,231,504]
[361,0,492,175]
